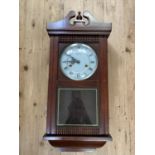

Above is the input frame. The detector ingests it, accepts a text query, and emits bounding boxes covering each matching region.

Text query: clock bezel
[58,42,99,81]
[59,43,98,81]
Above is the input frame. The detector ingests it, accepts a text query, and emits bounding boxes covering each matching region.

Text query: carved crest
[47,10,112,36]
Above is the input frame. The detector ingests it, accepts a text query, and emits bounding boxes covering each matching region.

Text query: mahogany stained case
[43,11,112,152]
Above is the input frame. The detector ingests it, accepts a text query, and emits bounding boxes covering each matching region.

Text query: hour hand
[62,60,74,64]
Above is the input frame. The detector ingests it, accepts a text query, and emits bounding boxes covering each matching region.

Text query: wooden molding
[47,10,112,36]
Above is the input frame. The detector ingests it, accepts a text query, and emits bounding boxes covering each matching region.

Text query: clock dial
[60,43,98,80]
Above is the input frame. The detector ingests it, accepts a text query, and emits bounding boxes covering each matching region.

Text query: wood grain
[20,0,134,155]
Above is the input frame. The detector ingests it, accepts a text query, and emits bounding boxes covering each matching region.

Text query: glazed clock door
[57,42,100,131]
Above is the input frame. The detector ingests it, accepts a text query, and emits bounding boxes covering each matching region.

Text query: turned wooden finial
[76,11,82,20]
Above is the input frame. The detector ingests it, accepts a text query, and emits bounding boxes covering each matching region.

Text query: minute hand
[66,54,80,64]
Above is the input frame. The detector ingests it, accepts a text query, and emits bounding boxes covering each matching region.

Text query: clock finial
[76,11,82,20]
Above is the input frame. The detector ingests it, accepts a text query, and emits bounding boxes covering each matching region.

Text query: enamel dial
[60,43,98,80]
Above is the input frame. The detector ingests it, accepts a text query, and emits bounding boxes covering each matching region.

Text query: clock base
[43,134,112,152]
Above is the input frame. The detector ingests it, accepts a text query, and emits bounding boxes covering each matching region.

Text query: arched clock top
[47,10,112,36]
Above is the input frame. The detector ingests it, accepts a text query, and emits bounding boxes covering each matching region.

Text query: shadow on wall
[108,43,121,100]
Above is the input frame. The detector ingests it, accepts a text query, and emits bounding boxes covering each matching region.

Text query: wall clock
[43,10,112,152]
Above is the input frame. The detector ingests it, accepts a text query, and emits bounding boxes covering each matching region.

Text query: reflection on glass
[57,88,98,126]
[65,91,91,124]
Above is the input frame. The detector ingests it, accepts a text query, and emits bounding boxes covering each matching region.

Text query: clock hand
[66,54,80,64]
[73,59,80,64]
[62,60,74,63]
[62,60,79,67]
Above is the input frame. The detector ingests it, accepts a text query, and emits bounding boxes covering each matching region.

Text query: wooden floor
[19,0,135,155]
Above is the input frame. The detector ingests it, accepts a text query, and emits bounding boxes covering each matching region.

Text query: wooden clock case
[43,11,112,152]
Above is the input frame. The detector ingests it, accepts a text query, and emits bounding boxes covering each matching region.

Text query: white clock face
[60,43,98,80]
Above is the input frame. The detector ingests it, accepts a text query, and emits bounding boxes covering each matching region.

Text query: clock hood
[47,10,112,37]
